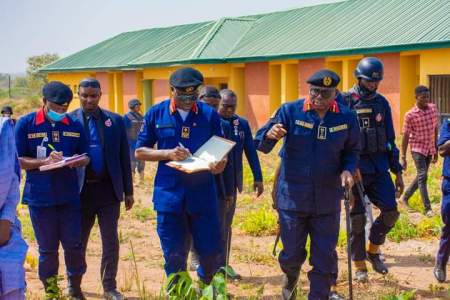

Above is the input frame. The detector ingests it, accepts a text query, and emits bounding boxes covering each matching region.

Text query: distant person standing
[0,117,27,300]
[124,99,145,183]
[401,85,439,216]
[1,106,16,125]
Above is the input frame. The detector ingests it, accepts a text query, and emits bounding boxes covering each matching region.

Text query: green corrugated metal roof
[128,17,257,67]
[42,0,450,72]
[227,0,450,61]
[41,21,212,71]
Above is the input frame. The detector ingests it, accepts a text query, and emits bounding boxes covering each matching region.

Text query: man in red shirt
[401,85,439,216]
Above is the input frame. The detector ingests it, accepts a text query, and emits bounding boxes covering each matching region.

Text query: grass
[237,202,277,236]
[133,204,156,223]
[387,214,418,243]
[380,289,416,300]
[416,215,444,238]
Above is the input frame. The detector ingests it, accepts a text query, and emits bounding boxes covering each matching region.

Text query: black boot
[67,276,86,300]
[281,274,298,300]
[434,265,446,283]
[367,252,388,274]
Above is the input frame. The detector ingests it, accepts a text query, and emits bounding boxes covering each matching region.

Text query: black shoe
[67,276,86,300]
[219,265,242,281]
[329,291,345,300]
[354,269,369,283]
[104,289,126,300]
[367,252,388,274]
[281,274,298,300]
[434,265,446,283]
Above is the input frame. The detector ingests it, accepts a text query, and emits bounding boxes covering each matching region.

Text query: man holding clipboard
[135,68,226,287]
[14,81,90,299]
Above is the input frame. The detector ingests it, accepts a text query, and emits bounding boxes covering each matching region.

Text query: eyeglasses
[79,79,101,89]
[309,87,335,99]
[175,93,198,102]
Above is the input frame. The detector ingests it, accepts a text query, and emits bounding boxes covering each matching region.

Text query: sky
[0,0,339,74]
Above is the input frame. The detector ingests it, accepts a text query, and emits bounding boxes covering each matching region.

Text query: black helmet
[354,57,384,81]
[128,98,141,109]
[1,106,13,115]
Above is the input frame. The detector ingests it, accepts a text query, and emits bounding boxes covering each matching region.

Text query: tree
[26,53,59,94]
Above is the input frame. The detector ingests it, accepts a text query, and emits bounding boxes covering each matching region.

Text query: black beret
[307,69,340,88]
[128,98,141,109]
[42,81,73,105]
[169,67,204,93]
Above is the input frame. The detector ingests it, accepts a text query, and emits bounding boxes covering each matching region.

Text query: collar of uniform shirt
[303,97,340,113]
[83,107,101,120]
[169,98,198,115]
[35,107,70,125]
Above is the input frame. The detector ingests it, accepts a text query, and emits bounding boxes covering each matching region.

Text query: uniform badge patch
[181,126,190,139]
[63,132,80,138]
[105,118,112,127]
[323,76,332,87]
[362,117,370,128]
[329,124,348,133]
[52,131,60,143]
[27,132,47,139]
[376,113,383,122]
[233,119,239,126]
[317,126,327,140]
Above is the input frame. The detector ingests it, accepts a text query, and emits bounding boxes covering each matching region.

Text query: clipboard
[166,135,236,173]
[39,153,88,171]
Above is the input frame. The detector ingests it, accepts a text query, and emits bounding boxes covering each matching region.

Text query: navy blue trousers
[350,171,397,261]
[157,210,221,283]
[437,178,450,266]
[278,209,340,300]
[28,202,85,282]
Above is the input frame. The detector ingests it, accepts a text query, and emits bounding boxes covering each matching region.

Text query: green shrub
[238,204,278,236]
[380,289,416,300]
[387,214,418,242]
[133,205,155,223]
[417,215,443,238]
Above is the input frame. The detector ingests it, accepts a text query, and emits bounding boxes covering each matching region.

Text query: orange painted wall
[96,72,111,110]
[372,53,401,133]
[123,71,138,111]
[153,79,170,104]
[245,62,270,128]
[298,58,326,98]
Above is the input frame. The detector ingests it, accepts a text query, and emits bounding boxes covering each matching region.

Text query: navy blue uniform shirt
[15,108,89,207]
[136,99,223,213]
[255,99,360,214]
[222,115,262,195]
[438,118,450,178]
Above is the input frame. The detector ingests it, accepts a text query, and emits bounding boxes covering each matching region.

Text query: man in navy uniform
[342,57,404,282]
[218,88,264,279]
[434,118,450,282]
[135,68,227,287]
[70,78,134,300]
[255,70,359,300]
[123,99,145,183]
[15,81,90,299]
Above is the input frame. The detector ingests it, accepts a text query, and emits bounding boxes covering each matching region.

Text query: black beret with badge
[307,69,340,88]
[42,81,73,105]
[169,67,204,93]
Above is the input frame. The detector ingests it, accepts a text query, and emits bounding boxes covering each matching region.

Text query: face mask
[47,109,66,122]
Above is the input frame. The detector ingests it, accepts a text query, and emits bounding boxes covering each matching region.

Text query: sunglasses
[309,87,335,99]
[175,93,198,102]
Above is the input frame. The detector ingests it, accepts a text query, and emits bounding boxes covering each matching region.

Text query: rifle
[344,186,354,300]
